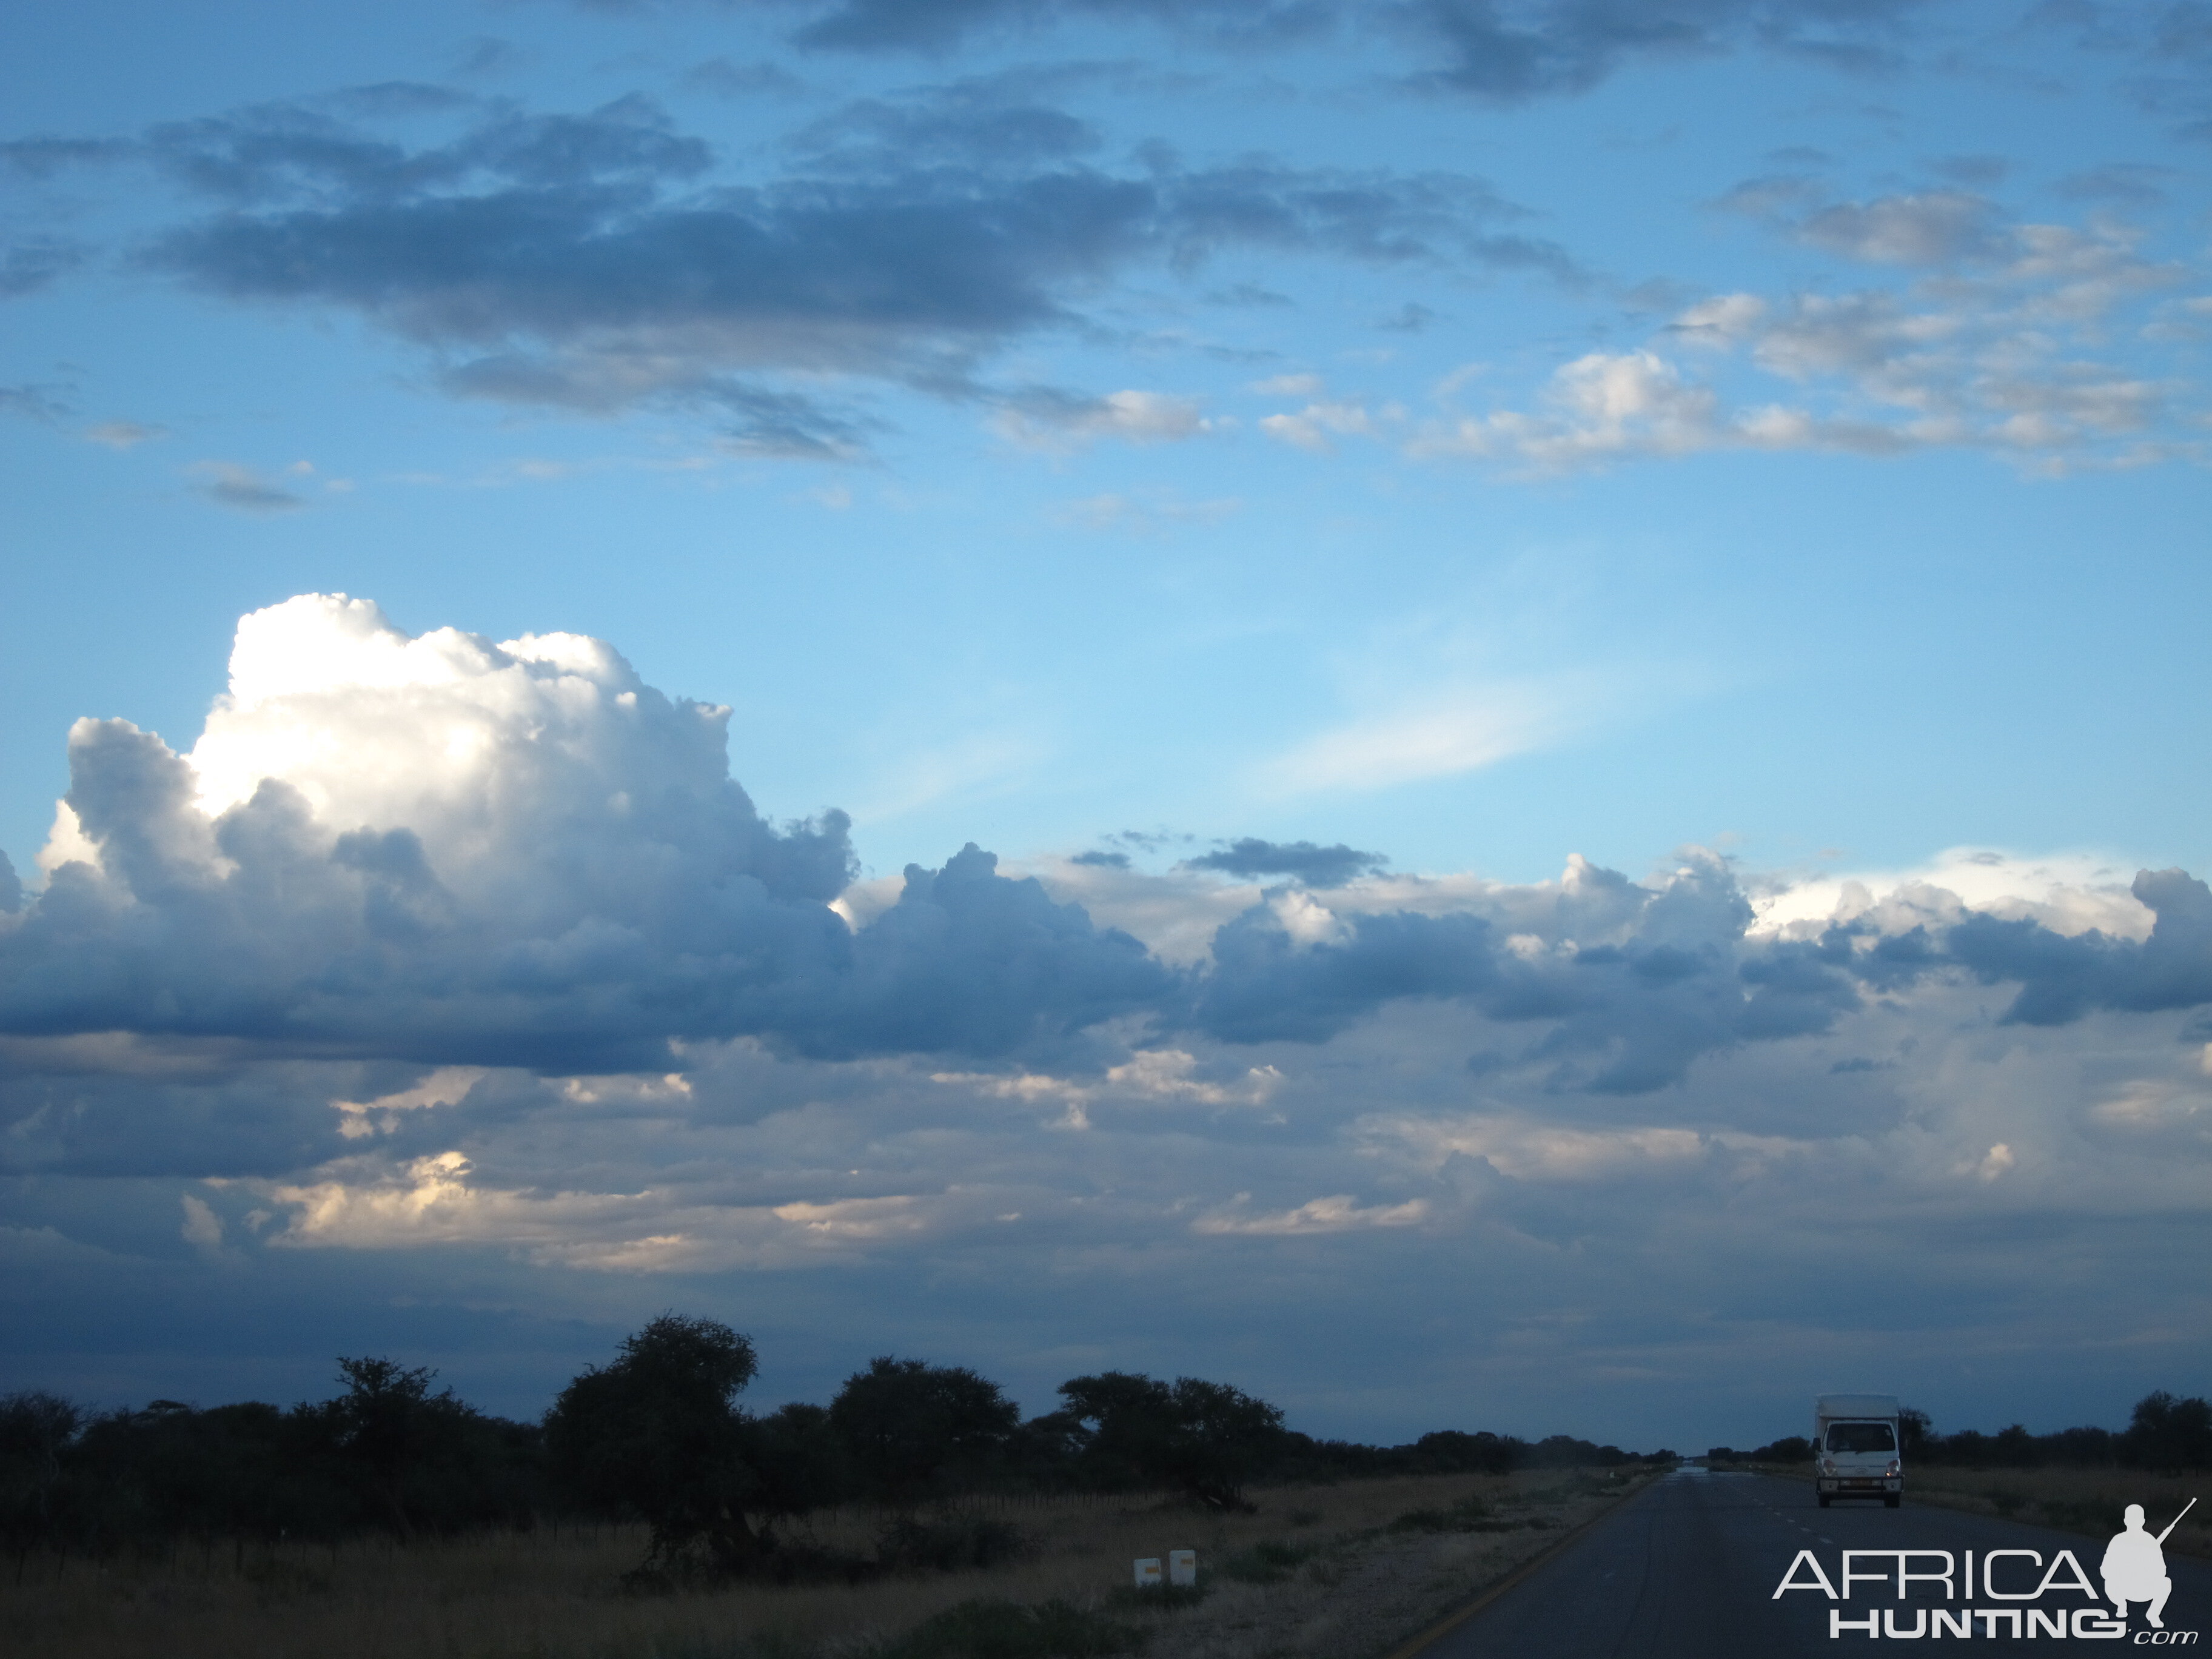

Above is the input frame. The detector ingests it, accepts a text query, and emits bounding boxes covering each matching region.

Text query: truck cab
[1814,1393,1902,1508]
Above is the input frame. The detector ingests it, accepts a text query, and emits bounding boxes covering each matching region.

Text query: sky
[2,0,2210,1454]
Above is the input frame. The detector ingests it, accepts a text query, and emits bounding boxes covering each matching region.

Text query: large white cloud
[1,594,1167,1068]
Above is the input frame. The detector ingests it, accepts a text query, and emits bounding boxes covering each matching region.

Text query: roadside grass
[1908,1467,2211,1561]
[1740,1462,2211,1561]
[0,1468,1642,1659]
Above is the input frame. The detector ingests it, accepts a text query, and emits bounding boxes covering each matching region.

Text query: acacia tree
[1054,1372,1284,1510]
[827,1357,1018,1508]
[0,1392,80,1561]
[545,1315,766,1577]
[2125,1391,2212,1473]
[322,1357,480,1540]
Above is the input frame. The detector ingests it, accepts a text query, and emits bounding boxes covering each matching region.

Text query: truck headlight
[1885,1460,1900,1477]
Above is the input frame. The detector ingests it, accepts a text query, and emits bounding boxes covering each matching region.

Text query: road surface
[1413,1467,2212,1656]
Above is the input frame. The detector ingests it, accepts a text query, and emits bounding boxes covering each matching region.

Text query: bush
[1218,1538,1316,1583]
[876,1513,1038,1574]
[1386,1495,1521,1535]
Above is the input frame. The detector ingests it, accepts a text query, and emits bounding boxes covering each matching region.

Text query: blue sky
[4,0,2211,1450]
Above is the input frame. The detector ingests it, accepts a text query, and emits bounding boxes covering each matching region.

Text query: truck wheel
[1818,1494,1831,1508]
[1885,1495,1901,1509]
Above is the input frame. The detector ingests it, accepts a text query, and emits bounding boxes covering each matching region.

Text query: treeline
[1708,1391,2212,1472]
[1,1316,1672,1581]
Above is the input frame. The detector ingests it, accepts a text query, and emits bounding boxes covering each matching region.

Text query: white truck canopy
[1815,1394,1901,1421]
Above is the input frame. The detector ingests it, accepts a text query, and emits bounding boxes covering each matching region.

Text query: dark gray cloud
[2056,162,2174,205]
[1,240,89,298]
[323,82,481,119]
[1946,868,2212,1027]
[789,77,1107,171]
[191,463,306,514]
[783,844,1175,1057]
[0,383,73,423]
[1184,837,1388,885]
[0,136,135,178]
[652,0,1923,101]
[1399,0,1917,98]
[452,37,535,78]
[101,93,1557,435]
[1180,854,2212,1094]
[683,57,810,97]
[774,0,1333,55]
[141,95,709,205]
[1714,173,2003,265]
[1182,853,1849,1092]
[0,1047,358,1179]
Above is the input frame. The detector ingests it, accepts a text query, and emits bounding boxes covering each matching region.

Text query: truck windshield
[1826,1422,1897,1453]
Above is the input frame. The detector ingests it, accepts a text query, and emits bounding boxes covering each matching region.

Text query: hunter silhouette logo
[2106,1500,2195,1631]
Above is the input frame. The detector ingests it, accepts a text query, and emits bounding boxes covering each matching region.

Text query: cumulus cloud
[1419,192,2199,475]
[1259,397,1391,452]
[1719,183,2003,266]
[17,597,2212,1101]
[0,594,1170,1070]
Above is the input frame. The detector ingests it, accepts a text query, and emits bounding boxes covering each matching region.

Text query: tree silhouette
[0,1392,80,1562]
[1054,1372,1284,1510]
[2126,1391,2212,1473]
[828,1356,1017,1508]
[324,1357,476,1540]
[545,1315,765,1577]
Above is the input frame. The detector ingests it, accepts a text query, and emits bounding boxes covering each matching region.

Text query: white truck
[1815,1393,1903,1508]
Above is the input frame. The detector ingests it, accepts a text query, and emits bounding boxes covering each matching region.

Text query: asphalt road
[1414,1468,2212,1657]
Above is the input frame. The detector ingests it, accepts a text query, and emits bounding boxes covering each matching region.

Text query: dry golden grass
[0,1467,1651,1659]
[1741,1461,2210,1563]
[1903,1466,2212,1562]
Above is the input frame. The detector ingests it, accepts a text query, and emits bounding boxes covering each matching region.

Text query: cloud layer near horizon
[6,596,2212,1439]
[15,595,2212,1082]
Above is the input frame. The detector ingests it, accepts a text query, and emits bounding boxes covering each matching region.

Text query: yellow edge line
[1376,1475,1657,1659]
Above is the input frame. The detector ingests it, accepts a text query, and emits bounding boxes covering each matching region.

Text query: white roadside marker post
[1169,1550,1197,1587]
[1134,1557,1162,1589]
